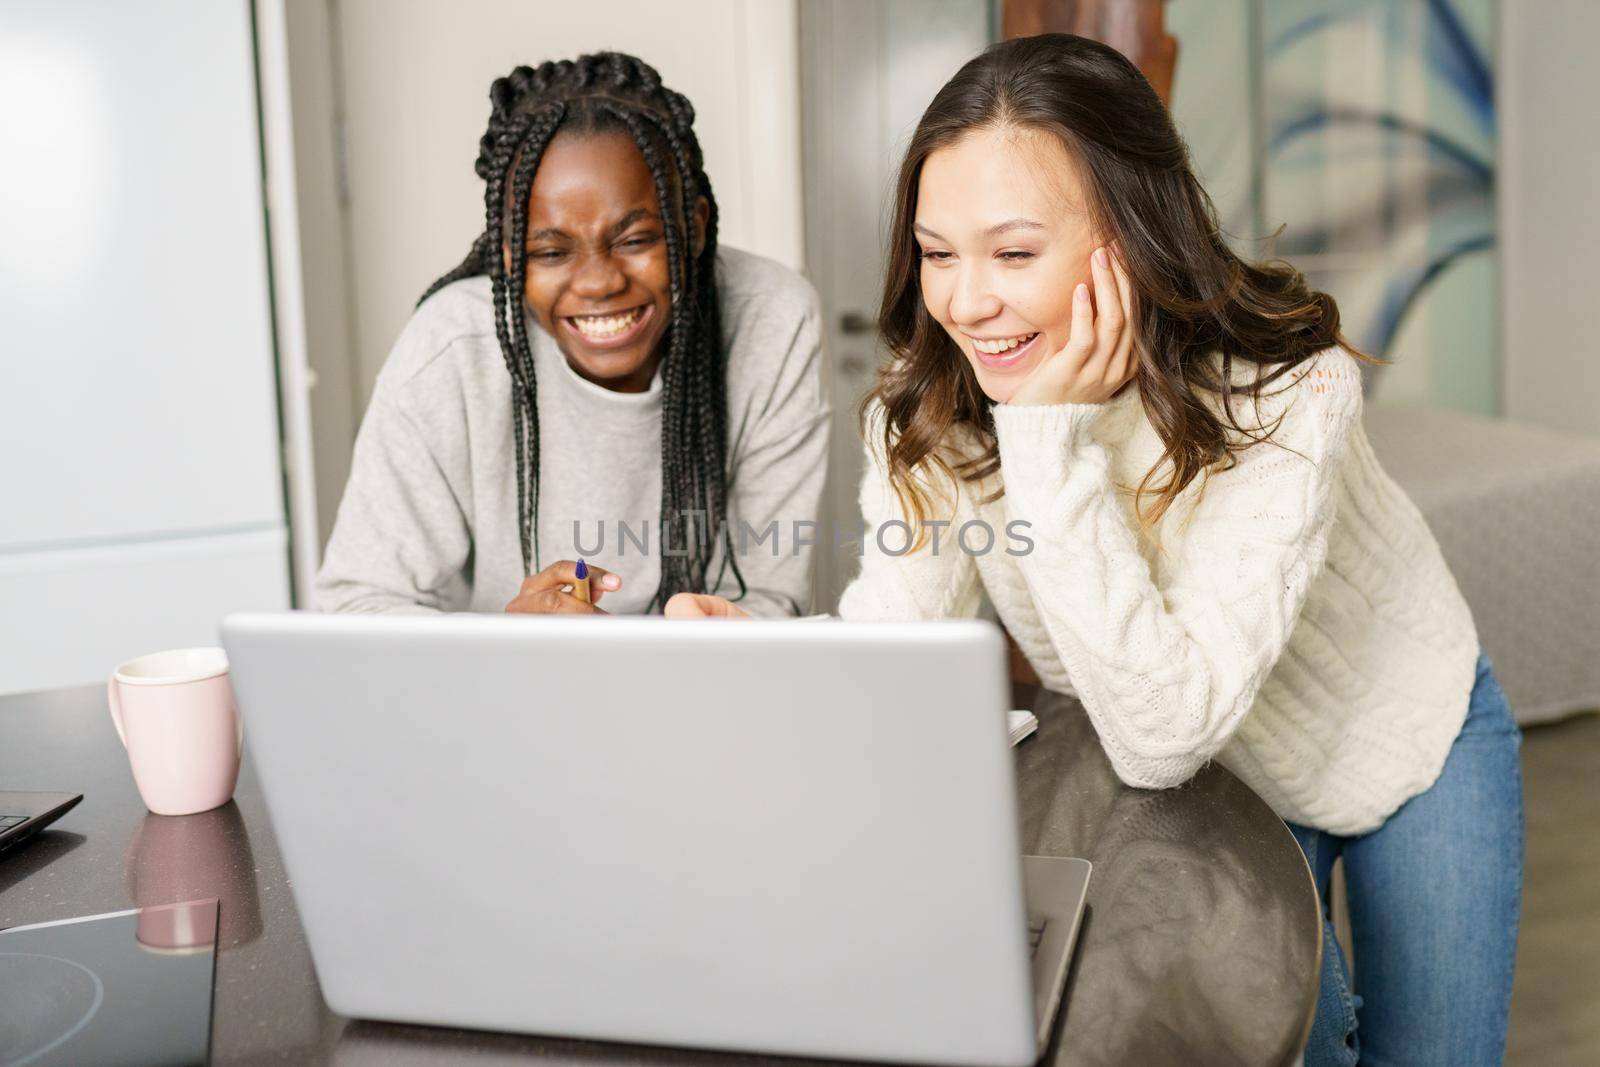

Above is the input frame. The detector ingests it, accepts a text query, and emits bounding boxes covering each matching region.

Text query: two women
[324,38,1521,1066]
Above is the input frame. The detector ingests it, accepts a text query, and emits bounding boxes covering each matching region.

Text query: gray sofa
[1364,404,1600,725]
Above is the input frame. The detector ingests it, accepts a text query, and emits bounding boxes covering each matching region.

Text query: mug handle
[107,674,129,748]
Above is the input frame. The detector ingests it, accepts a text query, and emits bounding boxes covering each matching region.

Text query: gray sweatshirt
[316,247,831,616]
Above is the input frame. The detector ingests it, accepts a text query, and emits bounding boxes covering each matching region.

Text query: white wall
[327,0,805,408]
[1499,0,1600,436]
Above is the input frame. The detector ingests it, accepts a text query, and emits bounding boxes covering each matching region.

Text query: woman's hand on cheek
[1009,243,1139,407]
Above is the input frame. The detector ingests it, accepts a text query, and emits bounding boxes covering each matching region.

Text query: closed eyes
[917,249,1037,263]
[525,232,661,261]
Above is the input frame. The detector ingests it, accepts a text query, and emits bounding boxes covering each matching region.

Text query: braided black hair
[420,52,745,610]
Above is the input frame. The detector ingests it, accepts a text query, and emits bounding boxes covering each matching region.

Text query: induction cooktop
[0,899,218,1067]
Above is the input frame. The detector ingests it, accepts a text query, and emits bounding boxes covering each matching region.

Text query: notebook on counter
[1008,710,1038,745]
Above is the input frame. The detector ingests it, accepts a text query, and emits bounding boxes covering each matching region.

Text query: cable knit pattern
[840,347,1481,835]
[837,405,984,624]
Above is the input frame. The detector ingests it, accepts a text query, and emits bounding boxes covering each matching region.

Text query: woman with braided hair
[317,52,830,616]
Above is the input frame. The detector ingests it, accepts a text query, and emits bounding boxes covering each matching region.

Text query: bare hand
[663,592,752,620]
[1009,243,1138,407]
[505,560,621,615]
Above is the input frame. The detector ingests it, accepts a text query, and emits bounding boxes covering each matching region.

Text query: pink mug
[107,648,243,816]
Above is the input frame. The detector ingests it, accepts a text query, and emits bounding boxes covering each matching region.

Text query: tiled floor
[1507,712,1600,1065]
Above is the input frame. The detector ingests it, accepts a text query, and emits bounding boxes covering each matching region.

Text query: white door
[0,0,290,693]
[800,0,994,612]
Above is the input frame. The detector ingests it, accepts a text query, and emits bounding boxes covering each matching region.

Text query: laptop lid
[222,612,1038,1066]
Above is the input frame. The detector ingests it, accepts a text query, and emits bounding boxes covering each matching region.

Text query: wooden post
[1000,0,1179,105]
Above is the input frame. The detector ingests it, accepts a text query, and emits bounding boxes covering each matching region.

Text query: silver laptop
[221,612,1089,1066]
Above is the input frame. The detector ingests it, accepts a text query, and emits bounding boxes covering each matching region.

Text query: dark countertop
[0,683,1319,1066]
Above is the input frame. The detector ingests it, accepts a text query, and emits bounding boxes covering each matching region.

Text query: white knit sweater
[838,346,1480,835]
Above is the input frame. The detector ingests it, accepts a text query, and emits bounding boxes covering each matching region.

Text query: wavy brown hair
[871,33,1378,539]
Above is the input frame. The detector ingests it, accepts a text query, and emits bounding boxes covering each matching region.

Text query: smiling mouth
[562,304,653,350]
[968,331,1041,368]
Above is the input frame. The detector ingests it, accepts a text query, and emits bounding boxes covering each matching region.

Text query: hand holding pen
[505,558,621,615]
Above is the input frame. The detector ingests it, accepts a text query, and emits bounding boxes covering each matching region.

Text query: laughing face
[514,129,707,394]
[913,126,1101,404]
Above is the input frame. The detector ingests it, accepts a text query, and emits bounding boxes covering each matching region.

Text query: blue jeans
[1287,652,1524,1067]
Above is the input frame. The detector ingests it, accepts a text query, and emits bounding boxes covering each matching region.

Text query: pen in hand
[504,559,617,614]
[574,558,591,605]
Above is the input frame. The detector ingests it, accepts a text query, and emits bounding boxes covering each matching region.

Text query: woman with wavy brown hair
[669,33,1522,1067]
